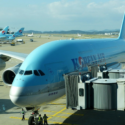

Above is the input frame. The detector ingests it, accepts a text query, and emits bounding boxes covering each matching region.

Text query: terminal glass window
[19,70,24,75]
[24,70,32,75]
[79,88,84,96]
[34,70,40,76]
[38,70,45,76]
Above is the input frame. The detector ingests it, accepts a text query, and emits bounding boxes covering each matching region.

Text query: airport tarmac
[1,34,125,125]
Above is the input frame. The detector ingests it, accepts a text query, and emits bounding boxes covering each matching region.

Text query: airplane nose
[9,95,24,107]
[9,86,31,107]
[9,85,44,107]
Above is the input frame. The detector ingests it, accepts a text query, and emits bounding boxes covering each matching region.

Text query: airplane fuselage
[9,38,125,108]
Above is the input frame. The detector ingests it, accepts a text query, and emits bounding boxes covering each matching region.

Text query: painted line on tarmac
[10,116,28,120]
[43,109,56,113]
[47,114,68,118]
[48,102,66,105]
[43,109,84,116]
[10,115,68,120]
[48,107,66,120]
[10,116,76,124]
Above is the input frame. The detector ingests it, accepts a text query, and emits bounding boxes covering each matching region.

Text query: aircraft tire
[35,118,38,125]
[28,116,35,125]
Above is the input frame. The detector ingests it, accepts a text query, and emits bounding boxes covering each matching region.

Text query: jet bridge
[64,71,92,109]
[64,65,125,111]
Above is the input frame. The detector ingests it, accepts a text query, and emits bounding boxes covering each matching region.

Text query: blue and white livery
[3,27,25,42]
[0,14,125,124]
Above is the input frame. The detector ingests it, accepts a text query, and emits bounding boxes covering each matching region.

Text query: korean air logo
[71,53,105,70]
[13,35,15,37]
[79,57,84,68]
[2,31,5,35]
[19,30,22,33]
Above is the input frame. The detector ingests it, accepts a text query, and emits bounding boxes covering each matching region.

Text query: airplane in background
[27,32,33,37]
[77,33,81,37]
[0,26,9,40]
[0,13,125,125]
[0,27,25,42]
[6,27,24,37]
[0,34,16,43]
[15,27,24,37]
[6,34,16,42]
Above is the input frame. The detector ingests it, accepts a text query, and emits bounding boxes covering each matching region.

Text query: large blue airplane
[0,14,125,124]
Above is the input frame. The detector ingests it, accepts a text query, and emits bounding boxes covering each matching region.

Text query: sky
[0,0,125,31]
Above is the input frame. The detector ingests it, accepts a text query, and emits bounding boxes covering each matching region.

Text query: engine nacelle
[2,63,22,86]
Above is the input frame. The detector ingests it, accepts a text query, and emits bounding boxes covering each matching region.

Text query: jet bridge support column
[64,75,79,109]
[117,79,125,111]
[64,72,92,110]
[88,64,107,78]
[88,65,99,78]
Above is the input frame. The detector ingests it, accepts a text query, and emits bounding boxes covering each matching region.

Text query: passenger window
[79,88,84,96]
[24,70,32,75]
[38,70,45,76]
[34,70,40,76]
[19,70,24,75]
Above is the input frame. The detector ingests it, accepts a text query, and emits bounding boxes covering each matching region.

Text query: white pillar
[117,79,125,111]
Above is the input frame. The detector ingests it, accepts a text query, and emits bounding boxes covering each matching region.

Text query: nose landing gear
[28,111,39,125]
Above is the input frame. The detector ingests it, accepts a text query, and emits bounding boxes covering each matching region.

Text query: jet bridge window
[38,70,45,76]
[24,70,32,75]
[79,88,84,96]
[34,70,40,76]
[19,70,24,75]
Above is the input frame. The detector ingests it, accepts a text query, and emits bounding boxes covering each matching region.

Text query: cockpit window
[24,70,32,75]
[34,70,40,76]
[19,70,24,75]
[38,70,45,76]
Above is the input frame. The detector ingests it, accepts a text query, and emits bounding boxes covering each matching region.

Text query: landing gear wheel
[35,118,38,125]
[28,116,35,125]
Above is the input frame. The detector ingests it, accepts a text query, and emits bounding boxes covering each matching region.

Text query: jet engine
[2,63,22,86]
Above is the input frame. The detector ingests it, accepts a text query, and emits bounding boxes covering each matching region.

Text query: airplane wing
[0,50,28,61]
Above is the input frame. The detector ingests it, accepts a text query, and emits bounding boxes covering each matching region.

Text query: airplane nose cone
[9,95,23,107]
[9,86,30,107]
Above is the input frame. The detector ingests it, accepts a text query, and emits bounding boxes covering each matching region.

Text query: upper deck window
[38,70,45,76]
[24,70,32,75]
[34,70,40,76]
[19,70,24,75]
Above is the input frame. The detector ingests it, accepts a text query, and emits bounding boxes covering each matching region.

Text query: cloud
[0,0,125,30]
[87,0,125,14]
[47,0,81,19]
[40,0,125,30]
[46,0,125,19]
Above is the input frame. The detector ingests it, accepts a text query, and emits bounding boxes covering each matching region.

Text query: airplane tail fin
[0,26,9,35]
[119,13,125,39]
[15,27,24,37]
